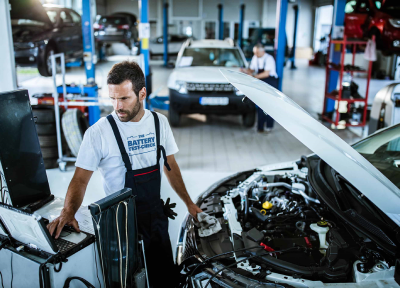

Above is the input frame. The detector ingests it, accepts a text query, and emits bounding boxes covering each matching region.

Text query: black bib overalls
[107,112,177,288]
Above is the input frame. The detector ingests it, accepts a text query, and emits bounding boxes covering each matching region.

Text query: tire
[32,108,56,124]
[62,109,89,157]
[38,45,56,77]
[38,135,57,147]
[169,106,180,127]
[36,123,56,135]
[242,111,256,128]
[41,147,58,159]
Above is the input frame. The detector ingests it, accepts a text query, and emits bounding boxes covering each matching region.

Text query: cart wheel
[58,161,67,172]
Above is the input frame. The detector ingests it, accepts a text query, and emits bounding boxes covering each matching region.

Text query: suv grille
[186,83,235,92]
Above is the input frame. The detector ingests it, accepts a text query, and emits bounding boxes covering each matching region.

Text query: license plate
[199,97,229,106]
[105,27,117,32]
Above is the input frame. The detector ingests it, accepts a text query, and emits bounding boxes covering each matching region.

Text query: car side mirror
[167,61,175,69]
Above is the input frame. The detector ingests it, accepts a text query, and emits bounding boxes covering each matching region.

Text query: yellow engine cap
[262,201,273,209]
[260,209,267,215]
[317,220,328,227]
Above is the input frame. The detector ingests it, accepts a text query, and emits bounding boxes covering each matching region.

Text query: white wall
[286,0,314,49]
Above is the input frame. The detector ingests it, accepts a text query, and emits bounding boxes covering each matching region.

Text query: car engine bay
[178,160,399,287]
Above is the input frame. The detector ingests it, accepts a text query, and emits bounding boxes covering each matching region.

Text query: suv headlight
[389,19,400,28]
[174,80,187,94]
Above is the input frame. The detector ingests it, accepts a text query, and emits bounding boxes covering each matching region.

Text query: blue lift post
[81,0,100,125]
[290,5,299,69]
[218,3,224,40]
[275,0,288,91]
[163,0,169,67]
[326,0,346,113]
[238,3,245,48]
[139,0,151,101]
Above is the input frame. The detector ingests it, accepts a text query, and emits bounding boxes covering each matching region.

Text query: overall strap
[151,111,171,171]
[106,115,132,171]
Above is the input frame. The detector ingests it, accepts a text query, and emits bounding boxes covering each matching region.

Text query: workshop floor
[16,48,398,257]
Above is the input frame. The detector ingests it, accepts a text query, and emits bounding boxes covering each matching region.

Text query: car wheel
[38,45,59,77]
[61,109,89,157]
[242,111,256,128]
[169,106,180,127]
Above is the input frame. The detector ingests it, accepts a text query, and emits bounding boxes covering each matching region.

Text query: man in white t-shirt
[47,61,202,287]
[241,43,279,133]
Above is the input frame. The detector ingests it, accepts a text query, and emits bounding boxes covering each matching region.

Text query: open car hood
[9,0,52,26]
[220,69,400,221]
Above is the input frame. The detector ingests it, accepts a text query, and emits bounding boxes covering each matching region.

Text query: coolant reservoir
[310,221,329,253]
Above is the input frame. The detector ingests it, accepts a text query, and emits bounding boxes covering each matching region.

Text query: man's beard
[116,99,141,122]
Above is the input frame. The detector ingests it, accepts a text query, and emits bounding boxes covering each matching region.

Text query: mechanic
[241,43,279,133]
[47,61,202,287]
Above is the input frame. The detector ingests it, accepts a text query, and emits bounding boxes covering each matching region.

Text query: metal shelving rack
[322,35,374,128]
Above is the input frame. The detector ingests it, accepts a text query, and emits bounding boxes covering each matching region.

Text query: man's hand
[47,209,80,239]
[162,198,178,220]
[188,203,202,222]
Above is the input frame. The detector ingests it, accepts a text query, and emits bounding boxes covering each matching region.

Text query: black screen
[0,89,51,207]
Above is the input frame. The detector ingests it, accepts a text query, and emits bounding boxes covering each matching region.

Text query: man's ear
[139,87,147,101]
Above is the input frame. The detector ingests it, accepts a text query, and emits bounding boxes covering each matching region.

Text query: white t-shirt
[75,109,179,195]
[249,53,278,78]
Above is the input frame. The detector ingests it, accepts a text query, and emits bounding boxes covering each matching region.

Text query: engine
[186,168,396,286]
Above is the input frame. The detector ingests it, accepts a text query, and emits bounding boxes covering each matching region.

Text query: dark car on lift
[345,0,400,55]
[10,1,83,77]
[94,13,139,53]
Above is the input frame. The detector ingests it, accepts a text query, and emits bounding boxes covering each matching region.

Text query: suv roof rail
[224,38,235,47]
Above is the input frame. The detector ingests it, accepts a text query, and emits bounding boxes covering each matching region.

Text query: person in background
[241,43,279,133]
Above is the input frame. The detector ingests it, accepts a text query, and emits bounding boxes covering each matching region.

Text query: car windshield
[375,0,400,11]
[100,16,128,25]
[179,48,245,68]
[352,125,400,189]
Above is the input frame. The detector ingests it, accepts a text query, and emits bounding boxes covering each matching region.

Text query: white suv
[167,39,255,127]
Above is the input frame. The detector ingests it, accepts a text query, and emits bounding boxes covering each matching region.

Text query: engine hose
[244,195,249,223]
[249,207,269,222]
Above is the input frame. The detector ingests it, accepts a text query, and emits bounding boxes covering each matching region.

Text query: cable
[204,248,298,288]
[93,240,102,288]
[0,271,4,288]
[91,203,107,288]
[10,253,13,288]
[116,201,129,288]
[185,245,265,287]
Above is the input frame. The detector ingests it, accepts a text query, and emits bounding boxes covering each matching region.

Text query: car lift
[276,0,289,91]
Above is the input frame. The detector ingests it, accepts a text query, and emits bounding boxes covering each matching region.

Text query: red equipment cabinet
[322,35,374,128]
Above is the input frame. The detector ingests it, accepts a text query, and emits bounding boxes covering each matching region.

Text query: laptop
[0,203,92,256]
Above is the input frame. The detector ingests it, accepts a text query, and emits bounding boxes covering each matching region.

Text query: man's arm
[163,154,202,221]
[47,167,93,238]
[254,70,270,79]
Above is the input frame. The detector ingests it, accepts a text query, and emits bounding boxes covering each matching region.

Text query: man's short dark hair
[254,43,264,49]
[107,61,145,97]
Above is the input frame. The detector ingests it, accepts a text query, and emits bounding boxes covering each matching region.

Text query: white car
[167,39,255,127]
[176,70,400,287]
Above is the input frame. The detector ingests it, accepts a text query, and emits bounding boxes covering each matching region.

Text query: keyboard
[55,237,75,252]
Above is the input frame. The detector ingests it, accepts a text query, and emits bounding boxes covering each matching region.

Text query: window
[356,0,370,13]
[205,22,216,39]
[345,0,357,13]
[60,10,73,24]
[353,125,400,189]
[46,10,58,24]
[180,48,245,68]
[70,11,81,24]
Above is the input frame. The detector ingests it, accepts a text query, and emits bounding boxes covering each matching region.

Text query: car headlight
[174,80,187,94]
[389,19,400,28]
[235,87,244,96]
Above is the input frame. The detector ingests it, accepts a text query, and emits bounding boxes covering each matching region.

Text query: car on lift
[10,1,83,77]
[176,70,400,287]
[94,13,139,53]
[167,39,255,127]
[149,34,191,57]
[345,0,400,55]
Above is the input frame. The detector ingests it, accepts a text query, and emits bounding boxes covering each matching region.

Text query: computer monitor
[0,89,52,208]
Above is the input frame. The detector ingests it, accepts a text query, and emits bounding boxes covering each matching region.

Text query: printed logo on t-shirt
[127,132,156,156]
